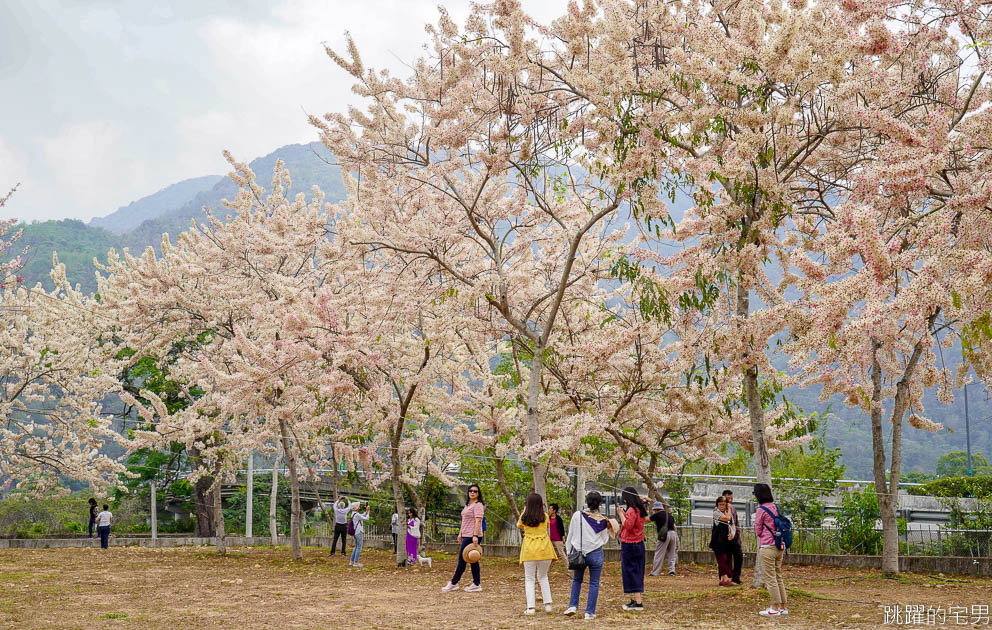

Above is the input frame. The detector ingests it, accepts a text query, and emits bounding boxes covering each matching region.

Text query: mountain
[89,175,223,234]
[17,219,120,295]
[17,142,345,291]
[124,142,344,252]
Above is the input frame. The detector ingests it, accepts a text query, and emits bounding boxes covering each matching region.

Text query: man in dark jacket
[649,500,678,576]
[722,489,743,584]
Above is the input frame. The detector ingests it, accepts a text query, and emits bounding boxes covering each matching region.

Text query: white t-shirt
[96,510,112,527]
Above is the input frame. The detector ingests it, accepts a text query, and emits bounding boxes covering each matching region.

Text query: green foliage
[662,475,694,525]
[834,486,882,555]
[222,474,294,535]
[457,457,573,531]
[18,219,119,294]
[772,433,845,527]
[0,494,92,537]
[936,451,991,478]
[907,475,992,498]
[901,470,937,484]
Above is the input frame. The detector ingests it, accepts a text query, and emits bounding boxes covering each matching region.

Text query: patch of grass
[102,612,128,619]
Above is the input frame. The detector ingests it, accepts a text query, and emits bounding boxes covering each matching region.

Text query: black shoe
[622,601,644,611]
[732,578,742,584]
[669,571,676,576]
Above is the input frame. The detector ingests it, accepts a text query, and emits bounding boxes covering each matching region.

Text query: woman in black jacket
[709,496,734,586]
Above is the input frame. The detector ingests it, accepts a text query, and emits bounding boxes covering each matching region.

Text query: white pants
[523,559,552,609]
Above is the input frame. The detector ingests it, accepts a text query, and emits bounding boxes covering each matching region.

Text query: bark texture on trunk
[736,281,772,486]
[269,450,280,546]
[390,440,408,566]
[278,417,302,560]
[190,445,215,537]
[212,473,226,555]
[525,343,548,503]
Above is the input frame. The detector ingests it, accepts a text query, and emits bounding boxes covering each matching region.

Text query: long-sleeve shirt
[565,510,610,555]
[333,501,350,525]
[619,507,645,544]
[351,511,369,536]
[754,502,780,547]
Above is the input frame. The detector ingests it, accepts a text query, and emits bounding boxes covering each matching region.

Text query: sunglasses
[469,489,479,493]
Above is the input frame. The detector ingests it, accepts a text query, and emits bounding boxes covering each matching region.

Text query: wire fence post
[246,454,253,538]
[150,480,157,540]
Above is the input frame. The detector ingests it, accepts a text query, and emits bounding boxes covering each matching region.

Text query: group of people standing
[708,483,790,618]
[87,498,113,549]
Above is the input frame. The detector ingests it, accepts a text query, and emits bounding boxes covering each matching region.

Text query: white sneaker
[544,604,553,613]
[347,561,354,566]
[759,608,783,617]
[563,606,577,616]
[781,609,789,616]
[524,609,535,616]
[352,562,364,567]
[441,582,459,592]
[584,613,596,620]
[464,583,483,592]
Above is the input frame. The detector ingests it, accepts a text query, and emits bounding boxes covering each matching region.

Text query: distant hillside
[18,219,119,294]
[16,142,345,292]
[123,142,344,252]
[89,175,223,234]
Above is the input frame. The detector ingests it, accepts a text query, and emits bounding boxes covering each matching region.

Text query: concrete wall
[430,543,992,577]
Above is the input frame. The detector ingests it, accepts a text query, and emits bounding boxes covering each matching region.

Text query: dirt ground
[0,545,989,629]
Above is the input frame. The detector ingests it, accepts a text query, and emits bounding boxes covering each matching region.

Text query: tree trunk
[495,457,521,522]
[331,443,340,501]
[190,445,215,537]
[212,472,226,555]
[868,341,895,573]
[269,450,280,546]
[390,437,408,566]
[525,342,548,503]
[278,417,302,560]
[737,281,771,486]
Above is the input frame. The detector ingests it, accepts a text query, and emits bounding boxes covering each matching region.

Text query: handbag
[567,511,588,571]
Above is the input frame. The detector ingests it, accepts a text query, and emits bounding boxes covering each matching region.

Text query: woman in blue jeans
[562,491,614,620]
[349,502,370,567]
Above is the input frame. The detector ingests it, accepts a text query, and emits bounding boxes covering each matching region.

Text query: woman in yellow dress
[517,493,558,615]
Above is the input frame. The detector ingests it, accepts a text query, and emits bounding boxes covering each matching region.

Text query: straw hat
[606,518,620,538]
[462,542,483,564]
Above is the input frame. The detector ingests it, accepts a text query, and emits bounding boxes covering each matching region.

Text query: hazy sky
[0,0,567,224]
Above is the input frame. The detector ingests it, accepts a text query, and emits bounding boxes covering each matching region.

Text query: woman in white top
[405,507,422,565]
[562,491,614,620]
[348,502,371,567]
[95,504,113,549]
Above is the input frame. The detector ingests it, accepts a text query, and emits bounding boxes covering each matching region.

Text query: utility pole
[150,480,158,539]
[964,384,974,476]
[246,454,254,537]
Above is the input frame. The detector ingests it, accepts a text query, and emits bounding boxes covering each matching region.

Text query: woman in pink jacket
[753,483,788,617]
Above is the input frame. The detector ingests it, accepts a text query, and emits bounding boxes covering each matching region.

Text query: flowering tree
[0,185,26,290]
[98,157,358,558]
[782,0,992,573]
[316,3,655,502]
[0,260,127,493]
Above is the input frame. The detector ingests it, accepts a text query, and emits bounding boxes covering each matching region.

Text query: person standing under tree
[391,511,400,553]
[441,483,485,593]
[87,498,98,539]
[754,483,788,617]
[548,503,566,567]
[405,507,422,565]
[95,504,112,549]
[348,502,370,567]
[330,495,350,557]
[649,500,678,576]
[710,496,735,586]
[617,488,647,611]
[562,491,613,620]
[517,493,556,615]
[722,489,743,585]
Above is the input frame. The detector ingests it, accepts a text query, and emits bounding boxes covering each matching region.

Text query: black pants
[88,517,95,538]
[728,541,743,582]
[392,533,397,552]
[450,536,481,586]
[98,525,110,549]
[331,523,348,555]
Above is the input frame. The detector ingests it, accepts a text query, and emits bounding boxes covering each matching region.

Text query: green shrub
[907,475,992,498]
[835,486,882,555]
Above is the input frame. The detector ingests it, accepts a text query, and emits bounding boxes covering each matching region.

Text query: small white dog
[416,555,432,569]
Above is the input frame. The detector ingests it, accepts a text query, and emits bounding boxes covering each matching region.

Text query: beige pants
[758,546,787,607]
[552,540,567,566]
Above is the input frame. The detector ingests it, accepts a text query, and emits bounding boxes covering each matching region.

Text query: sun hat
[652,501,665,511]
[462,542,483,564]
